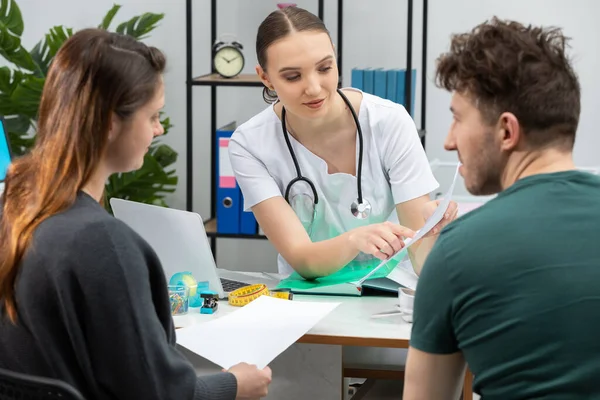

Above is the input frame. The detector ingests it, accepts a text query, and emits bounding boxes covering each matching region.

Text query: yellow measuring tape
[228,284,293,307]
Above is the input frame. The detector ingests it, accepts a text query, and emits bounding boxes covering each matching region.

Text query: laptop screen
[0,118,12,182]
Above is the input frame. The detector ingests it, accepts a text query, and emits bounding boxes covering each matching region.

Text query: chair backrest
[0,368,85,400]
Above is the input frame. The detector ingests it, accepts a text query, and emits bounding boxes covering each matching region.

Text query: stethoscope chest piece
[350,198,372,219]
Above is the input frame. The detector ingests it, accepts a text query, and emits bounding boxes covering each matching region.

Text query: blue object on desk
[200,290,219,314]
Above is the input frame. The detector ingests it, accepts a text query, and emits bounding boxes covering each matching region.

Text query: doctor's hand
[227,362,272,399]
[421,199,459,237]
[348,222,415,260]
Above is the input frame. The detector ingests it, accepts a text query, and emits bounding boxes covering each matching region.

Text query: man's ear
[256,64,273,91]
[497,112,521,151]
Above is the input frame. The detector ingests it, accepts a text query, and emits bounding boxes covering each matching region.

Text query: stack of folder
[215,121,259,235]
[350,68,417,115]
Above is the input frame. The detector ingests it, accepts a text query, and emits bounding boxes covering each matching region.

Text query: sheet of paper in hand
[355,163,461,286]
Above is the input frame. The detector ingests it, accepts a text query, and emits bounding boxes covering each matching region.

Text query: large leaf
[0,0,23,36]
[4,115,32,156]
[98,4,121,30]
[29,39,49,76]
[0,1,37,71]
[0,27,36,70]
[9,73,44,119]
[0,66,24,115]
[116,12,164,40]
[0,65,22,94]
[28,26,72,77]
[44,26,73,60]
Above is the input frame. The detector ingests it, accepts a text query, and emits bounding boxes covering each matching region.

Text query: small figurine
[200,291,219,314]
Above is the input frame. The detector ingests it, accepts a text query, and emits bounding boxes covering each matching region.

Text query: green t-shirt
[411,171,600,399]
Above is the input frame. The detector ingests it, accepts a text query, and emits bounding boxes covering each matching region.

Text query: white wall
[10,0,600,271]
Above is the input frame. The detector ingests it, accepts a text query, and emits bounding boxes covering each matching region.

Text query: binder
[386,69,398,103]
[373,68,387,99]
[350,68,364,91]
[216,121,240,234]
[239,189,258,235]
[363,68,374,94]
[396,69,417,115]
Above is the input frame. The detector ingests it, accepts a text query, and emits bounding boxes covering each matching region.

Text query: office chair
[0,367,85,400]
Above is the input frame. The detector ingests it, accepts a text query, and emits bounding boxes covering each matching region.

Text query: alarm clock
[213,35,245,78]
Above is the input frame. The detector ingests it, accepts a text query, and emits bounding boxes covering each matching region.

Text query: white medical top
[229,88,439,275]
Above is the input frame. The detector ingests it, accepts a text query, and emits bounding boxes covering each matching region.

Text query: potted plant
[0,0,178,211]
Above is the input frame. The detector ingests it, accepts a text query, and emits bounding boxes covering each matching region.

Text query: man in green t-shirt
[403,18,600,400]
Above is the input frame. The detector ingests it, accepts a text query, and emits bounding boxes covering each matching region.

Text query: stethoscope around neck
[281,88,372,220]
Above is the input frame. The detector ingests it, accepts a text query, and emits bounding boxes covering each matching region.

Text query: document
[356,163,461,285]
[175,296,340,369]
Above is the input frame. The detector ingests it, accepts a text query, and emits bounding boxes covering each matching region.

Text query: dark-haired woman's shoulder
[25,191,164,288]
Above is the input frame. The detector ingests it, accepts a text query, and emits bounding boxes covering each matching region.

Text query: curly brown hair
[435,17,581,149]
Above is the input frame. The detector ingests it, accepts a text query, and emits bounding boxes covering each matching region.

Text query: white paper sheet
[384,262,419,291]
[175,296,340,369]
[356,163,461,285]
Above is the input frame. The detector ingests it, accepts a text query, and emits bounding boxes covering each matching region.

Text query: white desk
[174,270,473,400]
[175,293,411,348]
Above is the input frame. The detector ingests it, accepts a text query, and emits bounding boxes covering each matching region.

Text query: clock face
[214,46,244,78]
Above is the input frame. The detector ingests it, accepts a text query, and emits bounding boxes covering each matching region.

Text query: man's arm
[406,230,467,400]
[403,347,467,400]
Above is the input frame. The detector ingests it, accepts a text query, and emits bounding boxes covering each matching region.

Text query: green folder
[275,249,408,296]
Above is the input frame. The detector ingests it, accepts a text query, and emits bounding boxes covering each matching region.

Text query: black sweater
[0,192,237,399]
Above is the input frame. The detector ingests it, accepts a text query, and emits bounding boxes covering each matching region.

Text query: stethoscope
[281,88,372,220]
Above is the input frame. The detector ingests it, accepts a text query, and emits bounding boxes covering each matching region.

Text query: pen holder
[168,285,189,315]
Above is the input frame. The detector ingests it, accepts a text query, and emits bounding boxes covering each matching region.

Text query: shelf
[203,218,268,240]
[192,73,264,87]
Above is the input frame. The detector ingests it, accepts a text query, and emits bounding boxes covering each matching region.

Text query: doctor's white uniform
[228,88,439,381]
[229,88,439,276]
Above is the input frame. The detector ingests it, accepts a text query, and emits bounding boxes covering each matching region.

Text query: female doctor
[229,6,457,278]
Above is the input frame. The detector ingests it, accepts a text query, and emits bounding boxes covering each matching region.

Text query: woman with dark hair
[0,28,271,400]
[229,6,457,279]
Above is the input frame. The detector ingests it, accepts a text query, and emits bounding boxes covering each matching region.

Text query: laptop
[0,117,13,194]
[110,198,279,299]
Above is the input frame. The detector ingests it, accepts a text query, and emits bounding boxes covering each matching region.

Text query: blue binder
[396,69,417,115]
[373,68,387,99]
[351,68,364,91]
[386,69,398,103]
[363,68,374,94]
[216,121,240,234]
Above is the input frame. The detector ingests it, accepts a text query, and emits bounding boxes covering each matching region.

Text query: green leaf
[0,26,36,70]
[29,26,73,76]
[9,74,44,119]
[44,26,73,59]
[0,65,21,94]
[29,39,49,76]
[4,115,34,156]
[151,143,177,169]
[4,114,29,132]
[98,4,121,30]
[0,0,24,37]
[115,12,164,39]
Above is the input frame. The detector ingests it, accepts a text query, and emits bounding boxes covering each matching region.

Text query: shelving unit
[185,0,429,260]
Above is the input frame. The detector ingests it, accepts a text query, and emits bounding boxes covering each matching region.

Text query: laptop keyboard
[220,278,248,292]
